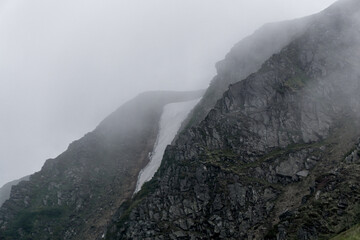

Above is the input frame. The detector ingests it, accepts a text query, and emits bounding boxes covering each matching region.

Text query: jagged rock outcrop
[0,176,29,208]
[0,90,203,240]
[106,1,360,239]
[273,138,360,239]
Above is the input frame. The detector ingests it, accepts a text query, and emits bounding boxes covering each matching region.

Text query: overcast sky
[0,0,337,187]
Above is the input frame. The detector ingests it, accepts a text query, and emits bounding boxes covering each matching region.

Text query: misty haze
[2,0,360,239]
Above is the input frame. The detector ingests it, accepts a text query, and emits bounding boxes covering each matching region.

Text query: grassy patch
[2,207,67,239]
[284,67,310,90]
[331,224,360,240]
[203,142,320,175]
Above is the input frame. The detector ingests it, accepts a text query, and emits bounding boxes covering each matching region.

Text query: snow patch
[134,98,200,193]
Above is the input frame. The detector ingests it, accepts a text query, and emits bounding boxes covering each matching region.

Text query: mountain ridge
[0,90,203,240]
[106,0,360,238]
[1,0,360,239]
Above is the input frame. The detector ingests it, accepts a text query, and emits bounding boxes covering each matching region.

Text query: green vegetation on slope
[332,224,360,240]
[1,207,68,239]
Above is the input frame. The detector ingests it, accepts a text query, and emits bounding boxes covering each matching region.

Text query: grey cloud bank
[0,0,336,186]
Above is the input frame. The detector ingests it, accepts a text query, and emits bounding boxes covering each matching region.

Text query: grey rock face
[181,13,312,130]
[345,139,360,164]
[107,1,360,239]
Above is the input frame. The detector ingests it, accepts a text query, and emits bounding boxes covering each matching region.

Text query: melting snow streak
[134,98,200,193]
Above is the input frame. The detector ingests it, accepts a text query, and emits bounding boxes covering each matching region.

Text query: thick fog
[0,0,336,187]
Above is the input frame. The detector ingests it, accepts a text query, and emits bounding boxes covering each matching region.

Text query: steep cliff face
[107,1,360,239]
[0,90,203,240]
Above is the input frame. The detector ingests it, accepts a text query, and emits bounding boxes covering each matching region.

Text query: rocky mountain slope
[1,0,360,239]
[0,90,203,240]
[105,0,360,239]
[0,176,29,208]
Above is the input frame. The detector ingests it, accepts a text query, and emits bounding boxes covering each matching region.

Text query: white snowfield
[134,98,200,193]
